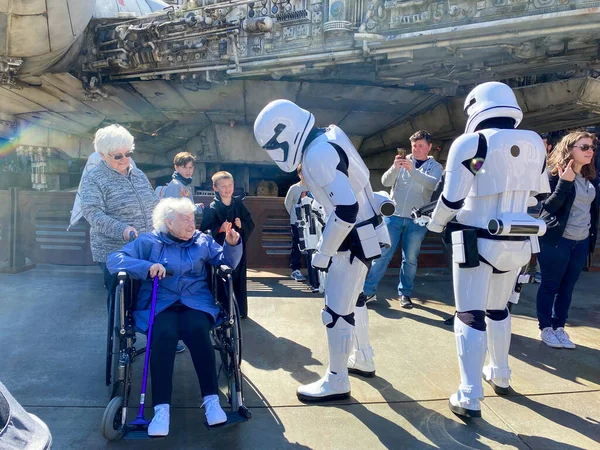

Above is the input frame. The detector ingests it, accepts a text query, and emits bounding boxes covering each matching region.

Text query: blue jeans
[536,237,589,330]
[363,216,428,297]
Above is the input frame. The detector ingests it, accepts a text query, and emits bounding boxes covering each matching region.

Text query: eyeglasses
[571,144,595,152]
[108,151,134,160]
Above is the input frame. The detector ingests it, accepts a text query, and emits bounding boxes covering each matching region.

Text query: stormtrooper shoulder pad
[304,142,342,187]
[445,132,485,173]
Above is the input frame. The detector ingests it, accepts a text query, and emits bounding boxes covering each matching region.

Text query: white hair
[153,198,196,233]
[93,124,135,156]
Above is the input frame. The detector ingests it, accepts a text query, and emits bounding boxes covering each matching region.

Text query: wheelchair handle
[217,264,233,276]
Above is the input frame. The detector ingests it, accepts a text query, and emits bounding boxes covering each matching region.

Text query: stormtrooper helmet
[464,82,523,133]
[254,99,315,172]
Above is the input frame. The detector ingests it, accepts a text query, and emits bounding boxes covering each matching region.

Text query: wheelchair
[101,264,250,441]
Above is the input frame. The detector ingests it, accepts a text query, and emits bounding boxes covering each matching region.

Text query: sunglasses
[108,151,134,160]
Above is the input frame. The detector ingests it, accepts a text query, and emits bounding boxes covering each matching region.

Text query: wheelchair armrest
[216,265,233,276]
[117,271,128,282]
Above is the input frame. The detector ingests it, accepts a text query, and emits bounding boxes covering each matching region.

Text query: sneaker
[148,404,170,437]
[202,395,227,427]
[365,294,377,304]
[554,327,576,349]
[539,327,563,348]
[399,295,413,309]
[533,272,542,284]
[176,343,186,354]
[290,270,305,282]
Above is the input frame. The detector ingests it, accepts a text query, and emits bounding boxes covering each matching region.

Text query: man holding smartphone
[363,130,443,307]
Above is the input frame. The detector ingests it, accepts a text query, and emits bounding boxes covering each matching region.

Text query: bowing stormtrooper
[254,99,394,401]
[424,82,550,418]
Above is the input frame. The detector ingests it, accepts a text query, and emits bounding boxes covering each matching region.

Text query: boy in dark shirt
[201,171,255,318]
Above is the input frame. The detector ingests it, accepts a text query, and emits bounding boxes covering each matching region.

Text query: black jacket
[200,194,255,246]
[539,173,600,253]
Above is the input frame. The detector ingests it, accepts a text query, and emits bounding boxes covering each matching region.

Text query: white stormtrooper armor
[425,82,550,418]
[254,99,391,401]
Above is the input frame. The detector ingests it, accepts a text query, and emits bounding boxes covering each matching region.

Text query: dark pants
[99,262,118,311]
[536,237,589,330]
[306,250,320,289]
[150,305,218,406]
[290,225,302,271]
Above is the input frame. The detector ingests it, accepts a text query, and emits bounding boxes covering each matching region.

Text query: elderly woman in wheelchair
[107,197,242,436]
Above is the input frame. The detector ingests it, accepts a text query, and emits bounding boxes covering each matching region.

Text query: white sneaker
[290,270,305,282]
[148,404,170,437]
[539,327,563,348]
[202,395,227,427]
[365,294,377,304]
[554,327,576,349]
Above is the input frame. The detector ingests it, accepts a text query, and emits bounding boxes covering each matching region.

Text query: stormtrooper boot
[449,316,487,418]
[347,304,375,378]
[482,312,512,395]
[297,316,352,402]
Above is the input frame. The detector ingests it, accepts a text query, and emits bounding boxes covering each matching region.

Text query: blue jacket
[106,230,242,331]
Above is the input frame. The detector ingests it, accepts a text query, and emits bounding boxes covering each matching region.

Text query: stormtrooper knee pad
[322,305,355,328]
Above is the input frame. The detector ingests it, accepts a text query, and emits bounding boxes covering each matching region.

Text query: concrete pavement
[1,265,599,449]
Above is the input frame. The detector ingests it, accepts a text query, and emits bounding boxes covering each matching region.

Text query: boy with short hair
[201,171,255,318]
[159,152,204,213]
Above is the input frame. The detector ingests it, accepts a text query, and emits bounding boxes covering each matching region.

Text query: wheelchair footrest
[204,409,250,430]
[122,425,165,440]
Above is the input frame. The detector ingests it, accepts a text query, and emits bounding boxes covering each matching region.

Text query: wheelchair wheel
[231,295,242,368]
[107,283,123,398]
[101,396,124,441]
[109,296,122,398]
[228,296,244,408]
[105,287,117,388]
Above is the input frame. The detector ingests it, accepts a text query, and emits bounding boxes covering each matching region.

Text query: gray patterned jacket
[80,161,158,262]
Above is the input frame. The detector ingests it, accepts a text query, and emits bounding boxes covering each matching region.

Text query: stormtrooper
[422,82,550,418]
[254,99,394,401]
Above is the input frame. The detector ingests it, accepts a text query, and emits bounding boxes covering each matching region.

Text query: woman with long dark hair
[537,131,599,349]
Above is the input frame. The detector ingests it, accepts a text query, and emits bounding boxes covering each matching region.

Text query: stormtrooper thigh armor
[296,250,369,401]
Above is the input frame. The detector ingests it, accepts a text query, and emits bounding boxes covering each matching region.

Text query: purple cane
[130,275,160,426]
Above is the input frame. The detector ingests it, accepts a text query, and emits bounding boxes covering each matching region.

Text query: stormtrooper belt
[338,215,383,266]
[444,221,530,242]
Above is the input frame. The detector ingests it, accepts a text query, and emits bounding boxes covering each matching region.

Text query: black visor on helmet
[263,123,290,162]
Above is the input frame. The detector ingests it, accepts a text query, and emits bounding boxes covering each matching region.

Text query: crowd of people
[64,94,598,435]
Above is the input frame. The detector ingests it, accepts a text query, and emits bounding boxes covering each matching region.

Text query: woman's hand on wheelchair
[225,227,240,246]
[149,263,167,279]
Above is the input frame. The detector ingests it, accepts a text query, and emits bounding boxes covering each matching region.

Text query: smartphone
[397,148,407,158]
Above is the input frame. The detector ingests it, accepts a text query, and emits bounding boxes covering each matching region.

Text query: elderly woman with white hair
[80,124,158,305]
[106,197,242,435]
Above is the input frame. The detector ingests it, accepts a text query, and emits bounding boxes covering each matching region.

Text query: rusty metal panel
[7,14,50,57]
[8,0,46,15]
